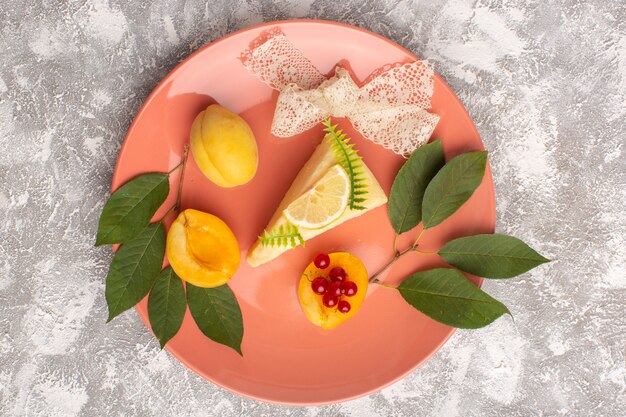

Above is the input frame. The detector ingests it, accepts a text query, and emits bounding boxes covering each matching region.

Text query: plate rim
[111,19,496,406]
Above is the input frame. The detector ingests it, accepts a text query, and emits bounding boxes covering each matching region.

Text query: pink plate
[112,20,495,405]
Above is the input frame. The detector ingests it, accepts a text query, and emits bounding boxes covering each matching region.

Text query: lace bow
[241,31,440,156]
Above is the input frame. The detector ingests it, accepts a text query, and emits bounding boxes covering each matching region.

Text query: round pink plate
[112,20,495,405]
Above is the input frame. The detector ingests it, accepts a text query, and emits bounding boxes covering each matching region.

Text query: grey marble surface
[1,0,624,416]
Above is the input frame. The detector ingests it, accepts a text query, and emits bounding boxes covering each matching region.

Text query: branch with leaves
[373,139,550,328]
[96,145,244,353]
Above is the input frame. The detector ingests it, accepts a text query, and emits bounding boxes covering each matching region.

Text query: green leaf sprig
[372,141,550,329]
[323,118,368,210]
[258,223,304,248]
[96,145,244,354]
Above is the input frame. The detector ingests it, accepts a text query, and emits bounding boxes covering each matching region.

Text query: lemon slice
[283,164,350,229]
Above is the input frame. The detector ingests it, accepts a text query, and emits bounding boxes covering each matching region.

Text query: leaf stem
[415,249,438,255]
[368,245,415,283]
[175,144,189,212]
[167,159,184,175]
[413,227,426,247]
[369,230,438,283]
[157,204,177,223]
[158,144,189,223]
[373,281,396,289]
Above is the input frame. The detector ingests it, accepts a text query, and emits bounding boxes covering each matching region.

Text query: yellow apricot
[166,209,240,288]
[190,104,258,188]
[298,252,368,329]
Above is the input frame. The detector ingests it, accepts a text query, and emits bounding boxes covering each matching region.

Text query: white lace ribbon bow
[241,32,440,156]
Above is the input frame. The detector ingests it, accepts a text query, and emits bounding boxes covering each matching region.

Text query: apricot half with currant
[166,209,240,288]
[298,252,368,329]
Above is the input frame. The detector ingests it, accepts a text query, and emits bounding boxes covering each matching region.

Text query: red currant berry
[322,293,338,308]
[329,267,347,282]
[328,281,342,297]
[314,253,330,269]
[311,277,329,295]
[341,281,358,297]
[338,300,351,314]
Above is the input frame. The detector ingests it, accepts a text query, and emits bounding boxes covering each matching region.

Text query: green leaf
[258,223,304,248]
[323,119,368,210]
[186,283,244,355]
[439,234,550,278]
[106,223,166,321]
[397,268,510,329]
[96,173,169,245]
[422,151,487,229]
[148,267,187,348]
[388,139,445,234]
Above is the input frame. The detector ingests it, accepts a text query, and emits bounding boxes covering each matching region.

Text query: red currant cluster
[311,253,358,314]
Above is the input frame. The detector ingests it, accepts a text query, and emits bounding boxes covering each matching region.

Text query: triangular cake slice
[247,129,387,267]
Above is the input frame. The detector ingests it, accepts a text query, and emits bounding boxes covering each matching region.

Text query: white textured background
[1,0,624,416]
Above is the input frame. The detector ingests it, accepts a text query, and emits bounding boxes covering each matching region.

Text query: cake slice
[247,122,387,267]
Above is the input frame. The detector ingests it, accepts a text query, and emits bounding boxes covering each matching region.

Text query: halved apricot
[166,209,240,288]
[298,252,368,329]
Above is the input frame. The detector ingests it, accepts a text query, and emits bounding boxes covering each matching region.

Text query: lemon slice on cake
[284,164,349,229]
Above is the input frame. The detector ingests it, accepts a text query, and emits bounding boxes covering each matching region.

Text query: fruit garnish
[311,277,330,295]
[341,281,357,297]
[329,267,347,282]
[322,293,338,308]
[298,252,368,329]
[328,281,342,297]
[166,209,240,288]
[283,164,350,229]
[190,104,258,188]
[313,253,330,269]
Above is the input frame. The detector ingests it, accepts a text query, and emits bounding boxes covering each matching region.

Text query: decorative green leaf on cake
[322,118,368,210]
[258,223,304,248]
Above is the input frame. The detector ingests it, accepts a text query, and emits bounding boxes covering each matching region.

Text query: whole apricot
[298,252,368,329]
[166,209,240,288]
[190,104,258,188]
